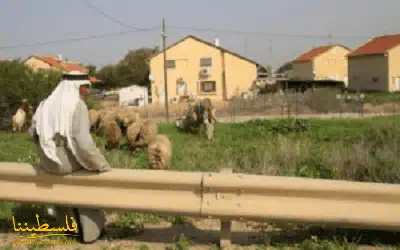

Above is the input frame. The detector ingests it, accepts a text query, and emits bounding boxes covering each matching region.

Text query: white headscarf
[33,71,91,166]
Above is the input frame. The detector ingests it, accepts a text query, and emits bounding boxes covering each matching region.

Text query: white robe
[33,78,95,169]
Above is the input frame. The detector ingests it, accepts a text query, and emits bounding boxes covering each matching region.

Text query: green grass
[365,91,400,104]
[1,116,400,248]
[85,96,102,110]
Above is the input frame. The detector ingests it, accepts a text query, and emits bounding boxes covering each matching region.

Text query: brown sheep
[126,121,143,151]
[88,109,100,132]
[97,114,116,136]
[136,120,159,147]
[114,110,140,136]
[123,112,140,128]
[105,121,122,150]
[148,134,172,170]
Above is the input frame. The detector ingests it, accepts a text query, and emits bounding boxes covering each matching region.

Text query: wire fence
[100,88,400,123]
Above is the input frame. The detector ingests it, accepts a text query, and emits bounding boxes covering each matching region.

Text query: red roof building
[347,34,400,92]
[348,34,400,57]
[24,55,101,84]
[292,44,351,83]
[293,45,336,63]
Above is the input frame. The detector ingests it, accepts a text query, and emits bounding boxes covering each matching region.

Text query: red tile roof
[294,45,335,62]
[38,56,64,70]
[347,34,400,57]
[63,63,89,73]
[33,55,101,83]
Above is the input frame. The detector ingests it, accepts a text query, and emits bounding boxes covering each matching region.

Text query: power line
[168,25,371,40]
[82,0,149,31]
[0,20,373,51]
[0,28,160,50]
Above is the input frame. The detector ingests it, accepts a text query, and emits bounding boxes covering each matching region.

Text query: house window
[166,60,175,69]
[200,81,216,93]
[200,57,212,67]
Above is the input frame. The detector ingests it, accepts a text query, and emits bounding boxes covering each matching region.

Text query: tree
[96,64,120,89]
[85,64,97,77]
[95,46,159,90]
[117,46,160,88]
[0,59,61,112]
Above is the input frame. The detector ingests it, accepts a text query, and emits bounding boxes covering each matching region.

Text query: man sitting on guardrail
[28,71,111,244]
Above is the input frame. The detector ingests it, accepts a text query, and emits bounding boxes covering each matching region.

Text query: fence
[1,162,400,248]
[106,88,400,123]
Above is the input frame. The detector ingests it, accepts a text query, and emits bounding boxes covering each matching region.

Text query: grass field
[0,116,400,249]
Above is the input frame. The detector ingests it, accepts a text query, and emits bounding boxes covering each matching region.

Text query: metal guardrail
[0,162,400,248]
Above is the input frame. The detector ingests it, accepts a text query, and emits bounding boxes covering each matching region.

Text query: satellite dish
[149,74,155,82]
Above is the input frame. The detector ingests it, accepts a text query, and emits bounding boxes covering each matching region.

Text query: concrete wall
[292,62,314,80]
[224,52,257,99]
[150,38,223,105]
[348,55,389,91]
[149,37,258,105]
[388,45,400,92]
[313,46,350,85]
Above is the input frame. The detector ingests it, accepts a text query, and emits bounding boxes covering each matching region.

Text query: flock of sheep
[10,101,172,170]
[88,107,172,170]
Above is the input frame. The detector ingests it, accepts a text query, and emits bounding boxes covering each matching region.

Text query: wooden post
[219,168,233,250]
[162,17,169,123]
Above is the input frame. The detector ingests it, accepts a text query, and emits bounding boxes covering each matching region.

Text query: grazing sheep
[179,98,217,140]
[88,109,100,131]
[176,104,199,133]
[116,112,125,125]
[148,134,172,170]
[105,121,122,150]
[98,110,108,121]
[123,112,140,128]
[136,120,159,147]
[97,115,114,136]
[12,107,26,132]
[114,110,140,136]
[126,121,142,151]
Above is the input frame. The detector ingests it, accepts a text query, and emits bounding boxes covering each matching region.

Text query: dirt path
[1,217,397,249]
[147,112,400,124]
[0,218,267,250]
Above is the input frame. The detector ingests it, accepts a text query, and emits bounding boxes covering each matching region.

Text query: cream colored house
[24,55,101,83]
[149,35,261,104]
[347,34,400,92]
[292,45,351,85]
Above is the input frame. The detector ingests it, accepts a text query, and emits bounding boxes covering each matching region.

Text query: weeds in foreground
[173,234,192,250]
[137,244,149,250]
[0,116,399,248]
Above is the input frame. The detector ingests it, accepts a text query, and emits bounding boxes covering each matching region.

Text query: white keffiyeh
[32,72,91,166]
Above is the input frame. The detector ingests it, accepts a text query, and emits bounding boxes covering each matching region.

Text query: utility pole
[269,39,273,74]
[162,17,169,123]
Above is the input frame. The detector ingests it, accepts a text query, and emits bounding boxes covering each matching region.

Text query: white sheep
[12,107,26,132]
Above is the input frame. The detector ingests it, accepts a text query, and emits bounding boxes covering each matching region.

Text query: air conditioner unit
[200,67,211,76]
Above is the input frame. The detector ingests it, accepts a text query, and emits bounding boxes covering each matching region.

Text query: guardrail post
[219,168,233,250]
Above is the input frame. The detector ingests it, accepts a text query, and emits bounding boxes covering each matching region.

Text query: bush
[0,59,61,112]
[302,88,342,113]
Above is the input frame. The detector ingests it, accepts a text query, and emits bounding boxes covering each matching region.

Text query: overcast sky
[0,0,399,70]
